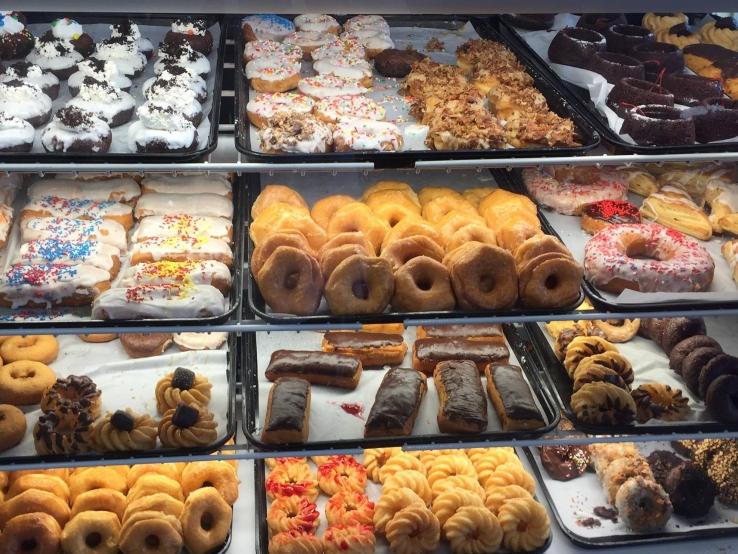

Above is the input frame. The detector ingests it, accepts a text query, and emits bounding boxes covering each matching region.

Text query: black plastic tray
[0,175,244,330]
[522,446,738,547]
[495,14,738,155]
[502,167,738,315]
[0,333,238,469]
[241,323,561,453]
[234,15,599,168]
[245,172,585,324]
[0,12,224,162]
[525,321,738,435]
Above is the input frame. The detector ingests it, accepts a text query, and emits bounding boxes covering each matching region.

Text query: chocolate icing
[266,350,361,381]
[715,16,738,31]
[324,332,404,349]
[435,360,487,431]
[365,367,426,436]
[264,377,309,433]
[419,324,503,339]
[539,445,590,480]
[684,43,738,73]
[488,364,543,422]
[415,338,509,366]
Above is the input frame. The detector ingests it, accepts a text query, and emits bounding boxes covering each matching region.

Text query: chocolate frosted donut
[698,353,738,398]
[694,98,738,143]
[621,104,695,146]
[669,335,721,374]
[646,450,684,483]
[374,48,427,78]
[664,461,717,516]
[607,78,674,117]
[538,445,590,480]
[660,317,707,354]
[577,13,627,33]
[591,52,645,84]
[548,27,606,69]
[681,346,722,395]
[706,374,738,424]
[605,24,655,54]
[631,41,685,77]
[502,14,555,31]
[662,73,723,106]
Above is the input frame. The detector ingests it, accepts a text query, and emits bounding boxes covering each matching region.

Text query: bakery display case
[4,4,738,554]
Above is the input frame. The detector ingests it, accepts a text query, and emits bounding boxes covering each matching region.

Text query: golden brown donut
[320,243,371,280]
[0,361,56,405]
[380,235,445,272]
[327,202,389,254]
[61,511,120,554]
[518,253,583,309]
[8,468,69,484]
[514,234,571,268]
[445,243,518,310]
[311,195,355,229]
[435,210,485,245]
[79,333,118,343]
[418,187,462,206]
[463,187,495,207]
[251,184,308,218]
[364,189,421,212]
[251,231,315,276]
[123,493,185,523]
[445,225,497,252]
[381,217,443,251]
[318,232,375,260]
[256,246,323,316]
[119,333,172,358]
[0,404,26,453]
[0,488,71,529]
[250,202,327,250]
[496,219,542,253]
[119,515,183,554]
[181,487,232,554]
[362,181,420,206]
[325,255,394,315]
[422,196,478,223]
[7,474,70,503]
[0,512,61,554]
[70,488,126,521]
[1,335,59,364]
[392,256,456,311]
[181,461,240,505]
[371,202,420,228]
[126,463,185,488]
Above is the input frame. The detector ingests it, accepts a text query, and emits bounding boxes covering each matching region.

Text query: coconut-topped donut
[93,36,147,77]
[0,113,34,152]
[66,76,136,127]
[0,11,34,59]
[0,80,52,127]
[165,17,213,55]
[41,106,112,153]
[155,40,210,77]
[1,61,59,99]
[244,38,303,62]
[68,58,132,95]
[294,14,341,34]
[128,101,198,154]
[110,19,153,59]
[27,35,83,80]
[44,17,94,57]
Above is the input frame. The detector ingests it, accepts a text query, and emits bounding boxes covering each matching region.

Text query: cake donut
[1,61,60,99]
[93,36,147,77]
[584,223,715,293]
[298,74,368,99]
[333,117,403,152]
[0,12,34,59]
[245,56,301,93]
[155,41,211,77]
[242,14,295,42]
[295,14,341,34]
[283,31,335,59]
[247,92,315,128]
[41,106,112,154]
[244,38,303,63]
[66,77,136,127]
[26,35,83,80]
[259,112,333,153]
[42,17,94,57]
[0,80,52,128]
[311,36,366,61]
[127,102,198,154]
[91,284,227,319]
[110,19,154,59]
[165,17,213,55]
[314,95,385,123]
[0,113,34,152]
[313,56,373,88]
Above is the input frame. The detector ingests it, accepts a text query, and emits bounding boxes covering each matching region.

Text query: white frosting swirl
[171,19,207,36]
[137,101,189,131]
[0,12,24,35]
[51,17,84,41]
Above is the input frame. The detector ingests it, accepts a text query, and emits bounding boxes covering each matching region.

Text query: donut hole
[200,511,215,531]
[415,277,433,291]
[283,271,301,290]
[479,274,495,293]
[625,239,664,261]
[145,534,161,549]
[20,539,38,551]
[352,280,370,300]
[544,274,559,290]
[85,532,103,548]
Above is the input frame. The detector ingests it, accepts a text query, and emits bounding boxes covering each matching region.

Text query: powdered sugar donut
[128,102,197,153]
[66,77,136,127]
[244,39,302,63]
[259,112,332,153]
[246,56,301,93]
[311,36,366,61]
[27,36,83,80]
[341,29,394,58]
[298,74,368,99]
[522,168,629,215]
[247,92,315,128]
[313,56,373,87]
[242,15,295,42]
[344,15,391,35]
[584,223,715,293]
[314,95,385,123]
[333,117,403,151]
[68,58,131,96]
[41,106,112,153]
[93,36,146,78]
[1,61,60,99]
[0,80,52,127]
[0,113,34,152]
[294,14,341,34]
[155,41,210,77]
[283,31,335,60]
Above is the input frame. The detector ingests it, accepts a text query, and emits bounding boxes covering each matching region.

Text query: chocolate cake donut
[663,461,717,516]
[539,445,590,480]
[706,374,738,424]
[662,73,723,105]
[577,13,627,33]
[631,41,685,77]
[374,48,427,78]
[669,334,721,374]
[502,14,555,31]
[681,346,722,395]
[604,24,654,54]
[694,98,738,142]
[621,104,695,146]
[607,77,674,117]
[591,52,645,84]
[548,27,606,69]
[660,317,707,354]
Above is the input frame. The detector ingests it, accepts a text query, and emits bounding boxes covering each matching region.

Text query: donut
[181,487,232,554]
[706,374,738,423]
[375,48,427,77]
[181,461,239,505]
[682,347,723,395]
[318,243,369,280]
[155,367,212,415]
[615,476,672,533]
[324,255,394,315]
[7,474,69,502]
[333,117,403,152]
[314,95,385,124]
[326,202,389,253]
[444,242,518,310]
[431,475,486,501]
[0,512,61,554]
[380,235,445,273]
[513,234,570,268]
[517,251,583,309]
[563,336,617,377]
[370,202,419,229]
[295,14,340,34]
[123,493,185,523]
[584,223,715,294]
[363,447,402,482]
[497,497,550,552]
[362,182,420,206]
[444,505,503,554]
[698,354,738,398]
[435,210,485,246]
[484,484,533,515]
[0,360,55,406]
[242,15,295,42]
[119,332,173,358]
[251,231,315,276]
[570,382,637,425]
[69,467,127,505]
[256,246,323,316]
[41,375,101,425]
[268,495,319,535]
[251,202,327,250]
[484,463,537,494]
[378,452,424,482]
[581,200,641,234]
[323,524,376,554]
[0,335,58,363]
[0,488,71,529]
[127,473,183,504]
[385,504,440,553]
[247,91,314,128]
[390,256,455,312]
[592,319,640,343]
[311,195,355,229]
[496,219,543,253]
[431,489,484,527]
[245,56,301,93]
[319,232,375,258]
[632,383,690,423]
[422,196,478,223]
[659,317,707,354]
[61,511,120,554]
[268,531,323,554]
[373,487,426,533]
[126,463,185,488]
[426,454,475,488]
[317,455,367,495]
[669,335,721,374]
[157,403,218,449]
[266,460,319,502]
[118,516,183,554]
[445,224,497,252]
[79,333,118,343]
[0,404,26,453]
[381,217,443,251]
[71,489,126,521]
[326,491,375,527]
[252,184,308,219]
[7,468,69,484]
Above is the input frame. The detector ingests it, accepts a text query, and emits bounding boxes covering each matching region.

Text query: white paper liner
[3,335,231,459]
[253,325,550,444]
[17,19,220,155]
[247,21,481,153]
[528,441,738,540]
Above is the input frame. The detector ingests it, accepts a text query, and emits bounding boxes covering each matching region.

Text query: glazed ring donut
[0,404,26,452]
[373,487,426,533]
[382,469,432,506]
[371,202,420,228]
[311,194,355,229]
[268,530,323,554]
[250,203,327,251]
[251,184,309,219]
[251,231,316,276]
[706,374,738,424]
[61,511,120,554]
[466,446,516,466]
[0,488,71,529]
[444,243,518,310]
[431,489,484,527]
[380,235,445,273]
[518,253,583,309]
[327,202,389,254]
[0,335,59,364]
[324,255,394,315]
[435,210,485,244]
[317,455,367,495]
[268,495,319,535]
[362,181,420,206]
[320,243,371,280]
[7,474,70,503]
[497,497,550,552]
[123,493,185,523]
[378,452,425,483]
[127,474,184,504]
[0,512,62,554]
[70,489,126,521]
[364,189,421,213]
[0,361,56,405]
[266,460,319,502]
[418,187,461,206]
[256,246,323,316]
[484,484,533,515]
[592,319,640,343]
[563,336,618,377]
[471,449,520,483]
[69,467,127,505]
[426,454,476,489]
[181,487,232,554]
[126,463,184,488]
[8,468,69,484]
[391,256,455,312]
[181,461,240,505]
[118,516,183,554]
[422,196,478,223]
[463,187,495,207]
[385,504,441,553]
[318,232,375,259]
[632,383,690,423]
[444,505,503,554]
[445,224,497,253]
[495,219,542,253]
[513,234,570,268]
[381,217,443,251]
[363,447,402,482]
[325,490,375,527]
[79,333,118,343]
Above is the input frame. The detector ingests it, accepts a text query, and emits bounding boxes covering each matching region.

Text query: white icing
[402,124,430,151]
[128,120,197,152]
[110,21,141,41]
[22,196,131,221]
[313,56,372,81]
[246,56,300,81]
[140,175,231,197]
[341,29,394,52]
[0,114,34,149]
[173,331,228,350]
[0,13,24,35]
[68,59,132,91]
[122,261,232,291]
[136,101,190,131]
[0,82,52,123]
[51,18,84,41]
[21,217,127,251]
[311,37,366,61]
[66,82,136,125]
[314,94,385,122]
[241,15,295,42]
[344,15,390,34]
[132,214,233,242]
[134,192,233,220]
[297,74,368,98]
[94,39,146,76]
[131,235,233,265]
[141,85,202,122]
[27,38,83,72]
[247,92,314,120]
[154,49,210,77]
[294,14,340,33]
[91,284,227,319]
[0,64,58,97]
[333,116,402,151]
[171,20,206,36]
[259,117,332,153]
[144,68,206,100]
[244,39,303,62]
[15,239,119,272]
[27,177,141,203]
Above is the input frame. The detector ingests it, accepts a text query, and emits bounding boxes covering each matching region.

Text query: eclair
[412,337,510,374]
[321,331,407,367]
[265,350,362,389]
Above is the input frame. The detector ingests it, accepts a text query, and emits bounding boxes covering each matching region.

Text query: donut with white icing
[132,214,233,243]
[344,15,391,35]
[42,17,94,57]
[311,36,366,61]
[333,117,403,151]
[110,20,153,59]
[140,174,232,197]
[341,29,394,58]
[15,239,121,275]
[244,39,303,63]
[41,106,111,154]
[294,14,341,34]
[0,113,34,152]
[144,65,207,103]
[131,235,233,266]
[0,12,34,59]
[297,74,368,99]
[27,177,141,203]
[121,261,232,294]
[93,36,146,78]
[583,222,715,293]
[314,94,385,123]
[68,58,132,96]
[27,35,84,80]
[246,56,301,93]
[66,77,136,127]
[0,80,52,127]
[313,55,373,87]
[134,192,233,220]
[241,14,295,42]
[21,217,128,251]
[1,61,60,99]
[247,91,315,128]
[91,283,227,319]
[128,102,198,154]
[259,112,333,153]
[165,17,213,55]
[155,40,210,77]
[21,194,132,230]
[142,79,203,126]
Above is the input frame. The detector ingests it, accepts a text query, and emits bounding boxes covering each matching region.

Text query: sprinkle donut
[247,92,314,129]
[522,168,628,215]
[584,223,715,293]
[243,39,303,63]
[241,15,295,42]
[314,95,385,123]
[294,14,341,34]
[333,117,403,152]
[298,74,368,99]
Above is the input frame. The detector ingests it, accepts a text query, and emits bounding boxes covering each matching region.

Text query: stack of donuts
[0,459,238,554]
[250,181,584,316]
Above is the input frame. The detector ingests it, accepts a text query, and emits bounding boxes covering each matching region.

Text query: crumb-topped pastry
[128,102,198,153]
[42,17,94,57]
[259,112,333,153]
[155,366,212,414]
[66,77,136,127]
[110,19,154,59]
[27,35,83,80]
[155,39,210,77]
[0,80,52,128]
[0,112,34,152]
[1,61,59,99]
[165,17,213,55]
[68,58,132,96]
[41,106,112,153]
[92,36,146,78]
[424,97,504,150]
[0,11,34,59]
[93,409,158,451]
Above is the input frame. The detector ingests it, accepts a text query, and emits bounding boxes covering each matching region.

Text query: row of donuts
[249,181,583,316]
[265,448,550,554]
[0,458,237,554]
[0,11,213,153]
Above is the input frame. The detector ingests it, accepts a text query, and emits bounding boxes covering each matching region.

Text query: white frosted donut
[313,56,373,86]
[294,14,340,34]
[121,260,232,293]
[297,74,368,99]
[247,92,315,128]
[311,37,366,61]
[246,56,301,93]
[243,39,303,63]
[314,95,385,123]
[333,117,403,152]
[173,332,228,351]
[241,15,295,42]
[91,284,227,319]
[341,29,394,56]
[258,113,333,153]
[583,223,715,293]
[344,15,390,34]
[283,31,335,59]
[0,81,52,126]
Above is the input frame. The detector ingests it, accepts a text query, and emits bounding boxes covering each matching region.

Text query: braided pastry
[575,351,634,385]
[484,462,536,494]
[564,336,617,378]
[444,505,503,554]
[363,447,402,482]
[497,497,550,552]
[427,454,476,488]
[378,453,424,483]
[266,461,319,502]
[431,489,484,527]
[417,449,460,472]
[431,475,485,501]
[631,383,690,423]
[318,455,367,496]
[484,484,533,515]
[383,470,432,505]
[570,382,637,425]
[267,495,320,535]
[385,504,440,554]
[268,530,323,554]
[373,487,425,533]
